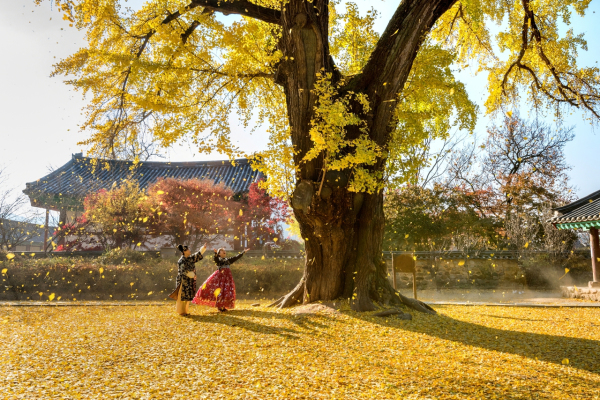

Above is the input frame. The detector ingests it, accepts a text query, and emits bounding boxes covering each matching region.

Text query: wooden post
[413,271,417,300]
[43,209,49,253]
[590,227,600,284]
[391,252,397,290]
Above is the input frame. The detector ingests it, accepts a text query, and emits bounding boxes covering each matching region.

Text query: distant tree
[0,168,42,251]
[238,181,292,246]
[147,178,239,249]
[484,114,575,218]
[82,180,153,250]
[384,184,498,253]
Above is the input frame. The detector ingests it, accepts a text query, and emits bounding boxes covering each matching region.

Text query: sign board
[393,253,416,273]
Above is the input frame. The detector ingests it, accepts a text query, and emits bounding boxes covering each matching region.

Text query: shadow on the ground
[186,309,330,339]
[343,308,600,374]
[483,314,547,322]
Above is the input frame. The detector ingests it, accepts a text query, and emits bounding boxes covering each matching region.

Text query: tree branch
[190,0,281,25]
[345,0,457,98]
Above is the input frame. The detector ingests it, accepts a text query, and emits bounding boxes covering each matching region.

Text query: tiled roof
[24,154,264,207]
[549,197,600,224]
[553,189,600,215]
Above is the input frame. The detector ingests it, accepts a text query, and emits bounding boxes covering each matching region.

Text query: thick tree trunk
[271,0,453,313]
[270,181,435,313]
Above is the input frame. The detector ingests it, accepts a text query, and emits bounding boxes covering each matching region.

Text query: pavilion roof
[23,153,264,211]
[549,192,600,230]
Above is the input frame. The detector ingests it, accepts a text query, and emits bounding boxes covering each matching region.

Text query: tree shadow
[344,310,600,374]
[483,314,546,322]
[186,309,331,339]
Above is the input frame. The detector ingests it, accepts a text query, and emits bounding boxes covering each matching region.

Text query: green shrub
[0,255,305,301]
[98,248,160,265]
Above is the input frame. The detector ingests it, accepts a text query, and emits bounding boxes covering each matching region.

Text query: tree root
[269,278,305,308]
[397,292,436,315]
[270,275,436,315]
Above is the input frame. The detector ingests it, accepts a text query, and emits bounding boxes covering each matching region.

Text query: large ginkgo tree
[41,0,599,312]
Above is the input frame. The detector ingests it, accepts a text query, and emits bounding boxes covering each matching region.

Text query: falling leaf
[524,242,529,248]
[214,288,221,298]
[273,238,278,242]
[1,268,7,274]
[405,234,409,239]
[99,267,104,274]
[137,242,142,247]
[562,358,569,365]
[239,209,243,216]
[6,253,15,260]
[130,282,134,287]
[148,291,153,295]
[48,293,55,301]
[565,268,570,274]
[157,190,164,194]
[458,261,465,266]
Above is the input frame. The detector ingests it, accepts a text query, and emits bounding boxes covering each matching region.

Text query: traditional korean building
[549,189,600,290]
[23,153,264,251]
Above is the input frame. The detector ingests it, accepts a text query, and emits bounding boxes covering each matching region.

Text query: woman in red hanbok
[193,247,249,312]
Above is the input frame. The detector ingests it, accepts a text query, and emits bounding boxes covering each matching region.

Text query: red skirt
[193,268,236,309]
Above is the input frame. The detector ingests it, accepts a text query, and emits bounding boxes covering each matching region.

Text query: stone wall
[386,253,526,290]
[560,286,600,301]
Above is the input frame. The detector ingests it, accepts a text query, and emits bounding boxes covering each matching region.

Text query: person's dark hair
[177,244,189,254]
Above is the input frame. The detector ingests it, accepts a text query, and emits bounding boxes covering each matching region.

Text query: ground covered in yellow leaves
[1,303,599,399]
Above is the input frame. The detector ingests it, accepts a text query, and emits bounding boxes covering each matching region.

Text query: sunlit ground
[1,302,599,399]
[395,288,597,305]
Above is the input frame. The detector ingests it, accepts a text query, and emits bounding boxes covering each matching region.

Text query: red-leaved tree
[147,178,240,249]
[237,181,292,247]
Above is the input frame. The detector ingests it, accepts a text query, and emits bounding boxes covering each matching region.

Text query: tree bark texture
[270,0,455,312]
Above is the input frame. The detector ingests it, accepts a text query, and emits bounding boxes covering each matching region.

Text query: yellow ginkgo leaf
[273,238,278,242]
[261,255,265,260]
[565,268,570,274]
[137,242,142,247]
[6,253,15,260]
[524,242,529,248]
[148,291,153,295]
[239,209,243,216]
[99,267,104,274]
[562,358,569,365]
[458,261,465,266]
[48,293,55,301]
[202,283,207,290]
[1,268,7,274]
[404,234,409,239]
[130,282,134,287]
[157,190,164,195]
[214,288,221,298]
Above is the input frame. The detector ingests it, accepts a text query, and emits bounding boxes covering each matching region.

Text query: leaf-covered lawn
[1,303,599,399]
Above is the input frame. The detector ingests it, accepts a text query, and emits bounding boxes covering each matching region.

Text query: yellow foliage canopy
[40,0,599,197]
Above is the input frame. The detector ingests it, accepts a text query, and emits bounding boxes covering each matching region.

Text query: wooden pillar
[413,271,417,300]
[43,208,49,253]
[58,208,67,247]
[391,253,397,290]
[590,227,600,284]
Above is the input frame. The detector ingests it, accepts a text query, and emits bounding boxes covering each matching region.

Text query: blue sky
[0,0,598,216]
